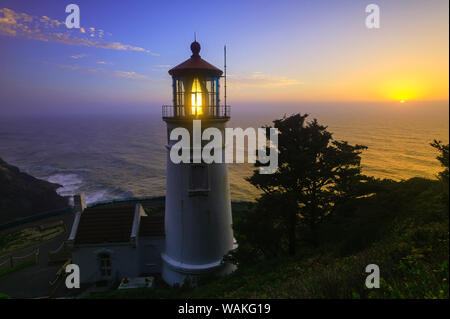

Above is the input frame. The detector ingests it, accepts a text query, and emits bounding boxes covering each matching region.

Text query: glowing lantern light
[191,78,203,115]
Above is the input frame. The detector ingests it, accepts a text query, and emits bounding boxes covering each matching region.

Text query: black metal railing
[162,105,230,119]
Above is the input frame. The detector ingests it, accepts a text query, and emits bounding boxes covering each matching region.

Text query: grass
[0,223,65,256]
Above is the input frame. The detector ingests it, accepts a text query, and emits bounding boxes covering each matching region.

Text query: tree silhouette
[431,140,449,185]
[247,114,367,254]
[431,140,449,204]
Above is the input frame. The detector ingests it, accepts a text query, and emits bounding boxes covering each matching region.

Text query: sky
[0,0,448,115]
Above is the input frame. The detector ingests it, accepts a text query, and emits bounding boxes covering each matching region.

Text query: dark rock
[0,157,69,224]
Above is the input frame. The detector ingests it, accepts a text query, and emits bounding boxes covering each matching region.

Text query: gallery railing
[162,105,230,119]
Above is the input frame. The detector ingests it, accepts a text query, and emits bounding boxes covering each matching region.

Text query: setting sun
[378,77,425,103]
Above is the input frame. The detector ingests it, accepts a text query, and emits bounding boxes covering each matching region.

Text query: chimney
[74,194,86,213]
[67,194,86,247]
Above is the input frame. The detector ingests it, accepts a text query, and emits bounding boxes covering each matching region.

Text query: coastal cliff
[0,157,68,224]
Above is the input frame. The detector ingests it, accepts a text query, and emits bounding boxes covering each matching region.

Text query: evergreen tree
[246,114,368,254]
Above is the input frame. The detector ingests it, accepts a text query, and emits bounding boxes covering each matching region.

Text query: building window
[99,253,112,277]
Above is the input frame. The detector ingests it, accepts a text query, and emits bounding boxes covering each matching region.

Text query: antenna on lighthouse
[224,45,227,108]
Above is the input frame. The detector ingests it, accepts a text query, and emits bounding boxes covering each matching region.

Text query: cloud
[230,72,302,87]
[0,8,159,56]
[114,71,150,80]
[57,64,80,71]
[155,64,171,68]
[43,61,151,81]
[97,61,112,65]
[70,54,87,59]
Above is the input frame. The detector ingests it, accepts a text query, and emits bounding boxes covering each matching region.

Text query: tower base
[161,253,236,286]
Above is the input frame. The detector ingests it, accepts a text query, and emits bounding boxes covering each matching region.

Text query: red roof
[139,215,165,237]
[74,202,166,245]
[168,41,223,78]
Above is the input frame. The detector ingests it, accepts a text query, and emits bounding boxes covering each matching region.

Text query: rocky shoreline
[0,157,69,224]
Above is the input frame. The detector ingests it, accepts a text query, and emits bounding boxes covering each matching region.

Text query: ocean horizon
[0,101,448,204]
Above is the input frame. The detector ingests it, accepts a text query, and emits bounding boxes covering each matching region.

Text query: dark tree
[431,140,449,185]
[229,192,289,263]
[246,114,368,254]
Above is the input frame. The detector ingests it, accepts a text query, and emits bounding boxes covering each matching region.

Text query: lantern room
[163,41,229,119]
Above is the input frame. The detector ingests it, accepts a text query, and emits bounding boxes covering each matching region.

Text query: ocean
[0,101,448,204]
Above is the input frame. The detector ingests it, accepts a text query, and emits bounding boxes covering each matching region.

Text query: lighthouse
[161,41,235,286]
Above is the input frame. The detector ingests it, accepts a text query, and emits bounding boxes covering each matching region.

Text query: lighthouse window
[176,79,185,107]
[206,78,218,108]
[189,164,209,194]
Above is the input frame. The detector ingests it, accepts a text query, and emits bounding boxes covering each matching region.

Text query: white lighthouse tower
[161,41,235,286]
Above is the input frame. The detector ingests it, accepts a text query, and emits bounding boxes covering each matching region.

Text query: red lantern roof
[168,41,223,78]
